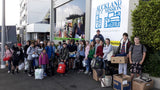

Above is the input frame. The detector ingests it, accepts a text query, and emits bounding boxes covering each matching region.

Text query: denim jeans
[41,65,46,71]
[103,59,106,69]
[86,57,92,72]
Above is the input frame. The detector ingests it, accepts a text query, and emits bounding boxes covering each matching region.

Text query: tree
[131,0,160,77]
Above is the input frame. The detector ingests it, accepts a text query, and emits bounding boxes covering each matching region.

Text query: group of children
[4,31,147,80]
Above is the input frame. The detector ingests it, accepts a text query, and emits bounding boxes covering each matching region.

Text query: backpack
[57,62,66,74]
[94,57,103,69]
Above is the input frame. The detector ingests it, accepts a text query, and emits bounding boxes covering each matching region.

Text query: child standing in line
[39,49,49,76]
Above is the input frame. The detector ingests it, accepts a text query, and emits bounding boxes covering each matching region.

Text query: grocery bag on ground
[100,76,112,87]
[18,63,25,70]
[35,69,44,79]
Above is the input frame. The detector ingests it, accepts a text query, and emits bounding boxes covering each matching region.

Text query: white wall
[128,0,139,39]
[54,0,72,8]
[27,0,50,24]
[26,24,50,32]
[90,0,139,42]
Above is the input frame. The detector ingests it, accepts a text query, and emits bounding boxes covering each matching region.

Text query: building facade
[19,0,50,43]
[48,0,139,44]
[19,0,139,44]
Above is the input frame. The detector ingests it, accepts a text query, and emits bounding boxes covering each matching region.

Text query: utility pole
[1,0,6,69]
[50,0,55,41]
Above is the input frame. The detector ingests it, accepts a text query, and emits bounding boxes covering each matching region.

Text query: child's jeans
[8,60,11,71]
[86,58,92,72]
[41,65,46,70]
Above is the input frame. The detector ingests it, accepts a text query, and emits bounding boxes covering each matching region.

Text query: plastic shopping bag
[18,63,25,70]
[91,58,96,68]
[24,58,29,70]
[35,69,44,79]
[100,76,112,87]
[82,59,87,67]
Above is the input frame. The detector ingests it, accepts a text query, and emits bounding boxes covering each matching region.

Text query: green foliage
[132,0,160,77]
[143,52,160,77]
[131,0,160,50]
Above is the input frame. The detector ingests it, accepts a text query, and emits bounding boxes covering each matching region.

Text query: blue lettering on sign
[95,0,122,29]
[95,15,102,29]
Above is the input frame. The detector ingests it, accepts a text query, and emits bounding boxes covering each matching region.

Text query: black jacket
[24,45,29,58]
[60,47,69,61]
[67,44,77,52]
[12,47,24,62]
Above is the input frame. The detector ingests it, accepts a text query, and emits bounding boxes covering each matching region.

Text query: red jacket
[96,45,104,57]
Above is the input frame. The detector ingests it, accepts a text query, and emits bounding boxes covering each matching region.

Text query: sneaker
[8,71,11,74]
[84,71,89,74]
[28,73,32,77]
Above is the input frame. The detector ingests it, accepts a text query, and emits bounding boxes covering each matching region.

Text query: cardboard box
[132,78,153,90]
[111,57,128,64]
[93,69,105,81]
[113,74,131,90]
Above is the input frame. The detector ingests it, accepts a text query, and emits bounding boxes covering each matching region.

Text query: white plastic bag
[32,53,38,58]
[35,69,44,80]
[101,76,112,87]
[91,58,96,68]
[24,58,29,70]
[107,50,113,61]
[82,59,87,67]
[18,63,25,70]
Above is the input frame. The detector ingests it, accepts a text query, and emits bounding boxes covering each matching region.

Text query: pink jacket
[5,49,13,57]
[85,45,90,59]
[39,53,49,65]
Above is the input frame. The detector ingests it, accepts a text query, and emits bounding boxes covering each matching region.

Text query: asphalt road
[0,69,112,90]
[0,69,159,90]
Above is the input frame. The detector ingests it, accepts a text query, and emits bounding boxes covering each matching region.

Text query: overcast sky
[0,0,20,26]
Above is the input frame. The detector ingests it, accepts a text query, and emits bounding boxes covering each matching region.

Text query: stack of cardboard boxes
[92,56,154,90]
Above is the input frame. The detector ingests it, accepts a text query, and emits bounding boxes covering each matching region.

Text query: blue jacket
[52,46,56,58]
[45,46,53,59]
[78,46,85,57]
